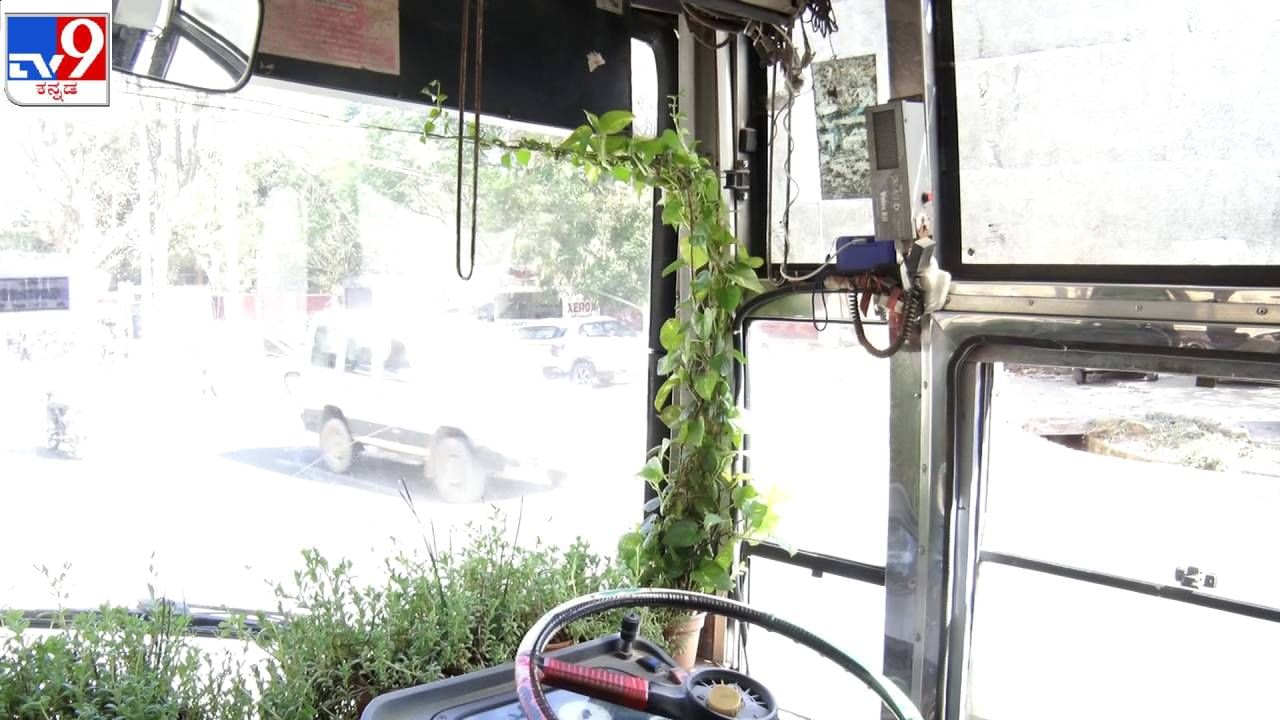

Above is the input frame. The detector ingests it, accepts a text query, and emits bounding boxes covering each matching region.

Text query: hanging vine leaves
[421,91,779,594]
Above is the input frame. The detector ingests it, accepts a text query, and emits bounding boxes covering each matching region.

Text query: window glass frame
[738,315,892,581]
[943,333,1280,720]
[930,0,1280,287]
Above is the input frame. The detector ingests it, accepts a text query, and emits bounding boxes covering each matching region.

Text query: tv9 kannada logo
[3,1,111,107]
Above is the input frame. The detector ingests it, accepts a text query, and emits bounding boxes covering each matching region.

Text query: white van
[292,309,566,502]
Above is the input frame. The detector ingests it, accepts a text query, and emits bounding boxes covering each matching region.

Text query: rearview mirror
[112,0,262,92]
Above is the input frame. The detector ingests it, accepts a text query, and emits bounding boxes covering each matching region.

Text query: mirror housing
[111,0,262,92]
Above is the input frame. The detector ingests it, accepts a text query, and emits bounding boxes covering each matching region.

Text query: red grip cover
[539,658,650,710]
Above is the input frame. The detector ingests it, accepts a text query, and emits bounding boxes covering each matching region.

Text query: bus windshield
[0,54,657,613]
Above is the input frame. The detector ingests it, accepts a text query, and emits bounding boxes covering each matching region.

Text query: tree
[351,105,654,310]
[243,151,362,294]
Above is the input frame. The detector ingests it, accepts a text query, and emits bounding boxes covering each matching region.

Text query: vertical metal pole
[881,0,947,717]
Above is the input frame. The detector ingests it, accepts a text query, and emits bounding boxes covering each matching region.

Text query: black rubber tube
[513,588,923,720]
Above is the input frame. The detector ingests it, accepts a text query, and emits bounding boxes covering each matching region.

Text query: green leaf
[691,269,712,296]
[657,353,678,376]
[515,147,532,166]
[643,496,661,513]
[660,404,683,428]
[501,152,513,168]
[559,125,592,150]
[604,135,629,155]
[638,457,664,483]
[693,371,718,401]
[745,500,769,527]
[703,512,724,529]
[662,258,684,277]
[743,254,764,268]
[659,318,684,352]
[715,541,737,569]
[697,308,715,339]
[715,285,743,313]
[655,375,681,410]
[660,128,683,151]
[661,196,685,226]
[598,110,635,134]
[733,483,759,505]
[618,531,643,564]
[711,353,732,377]
[664,519,701,548]
[584,163,601,184]
[635,138,666,160]
[585,111,601,130]
[691,560,732,592]
[730,348,747,365]
[684,417,705,447]
[611,165,633,183]
[690,243,709,270]
[729,265,766,293]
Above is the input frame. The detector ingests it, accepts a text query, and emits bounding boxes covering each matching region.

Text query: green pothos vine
[421,83,779,594]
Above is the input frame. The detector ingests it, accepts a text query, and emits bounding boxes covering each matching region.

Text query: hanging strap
[454,0,486,281]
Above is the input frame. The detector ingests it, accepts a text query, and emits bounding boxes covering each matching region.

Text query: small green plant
[0,568,255,720]
[424,91,781,595]
[3,517,670,720]
[249,513,669,719]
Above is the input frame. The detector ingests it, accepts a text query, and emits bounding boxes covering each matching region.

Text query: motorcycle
[46,391,81,457]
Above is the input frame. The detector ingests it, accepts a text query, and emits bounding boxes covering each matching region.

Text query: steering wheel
[514,588,924,720]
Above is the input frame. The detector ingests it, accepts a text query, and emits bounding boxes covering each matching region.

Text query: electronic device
[835,236,899,274]
[866,100,930,247]
[361,616,680,720]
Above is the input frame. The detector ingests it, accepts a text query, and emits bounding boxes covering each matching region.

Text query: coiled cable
[850,283,924,359]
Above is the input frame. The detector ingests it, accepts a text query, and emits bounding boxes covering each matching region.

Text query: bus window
[967,363,1280,718]
[0,57,658,616]
[952,1,1280,265]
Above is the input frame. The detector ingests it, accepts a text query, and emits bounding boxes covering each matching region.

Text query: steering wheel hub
[688,668,773,719]
[705,684,742,715]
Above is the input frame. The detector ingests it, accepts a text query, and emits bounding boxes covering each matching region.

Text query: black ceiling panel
[254,0,633,130]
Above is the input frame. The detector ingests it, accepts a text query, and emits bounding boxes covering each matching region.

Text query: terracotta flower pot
[663,611,706,670]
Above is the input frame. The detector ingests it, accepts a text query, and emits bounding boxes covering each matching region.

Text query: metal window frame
[931,289,1280,720]
[928,0,1280,287]
[737,304,893,589]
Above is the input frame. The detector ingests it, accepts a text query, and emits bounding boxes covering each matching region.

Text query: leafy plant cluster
[0,563,255,720]
[445,96,780,594]
[1,518,668,720]
[251,519,669,719]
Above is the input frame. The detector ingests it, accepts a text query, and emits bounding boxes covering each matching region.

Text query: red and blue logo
[4,12,110,106]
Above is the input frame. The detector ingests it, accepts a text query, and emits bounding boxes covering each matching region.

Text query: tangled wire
[680,0,838,87]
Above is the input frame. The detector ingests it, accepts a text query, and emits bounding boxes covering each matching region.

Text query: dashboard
[361,633,680,720]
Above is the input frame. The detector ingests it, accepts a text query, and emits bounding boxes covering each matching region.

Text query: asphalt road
[0,352,651,612]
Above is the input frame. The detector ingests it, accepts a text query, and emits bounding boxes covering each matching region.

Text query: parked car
[1071,369,1159,385]
[291,309,566,502]
[519,315,644,386]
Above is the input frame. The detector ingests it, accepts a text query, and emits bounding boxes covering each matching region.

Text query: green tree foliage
[352,103,654,310]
